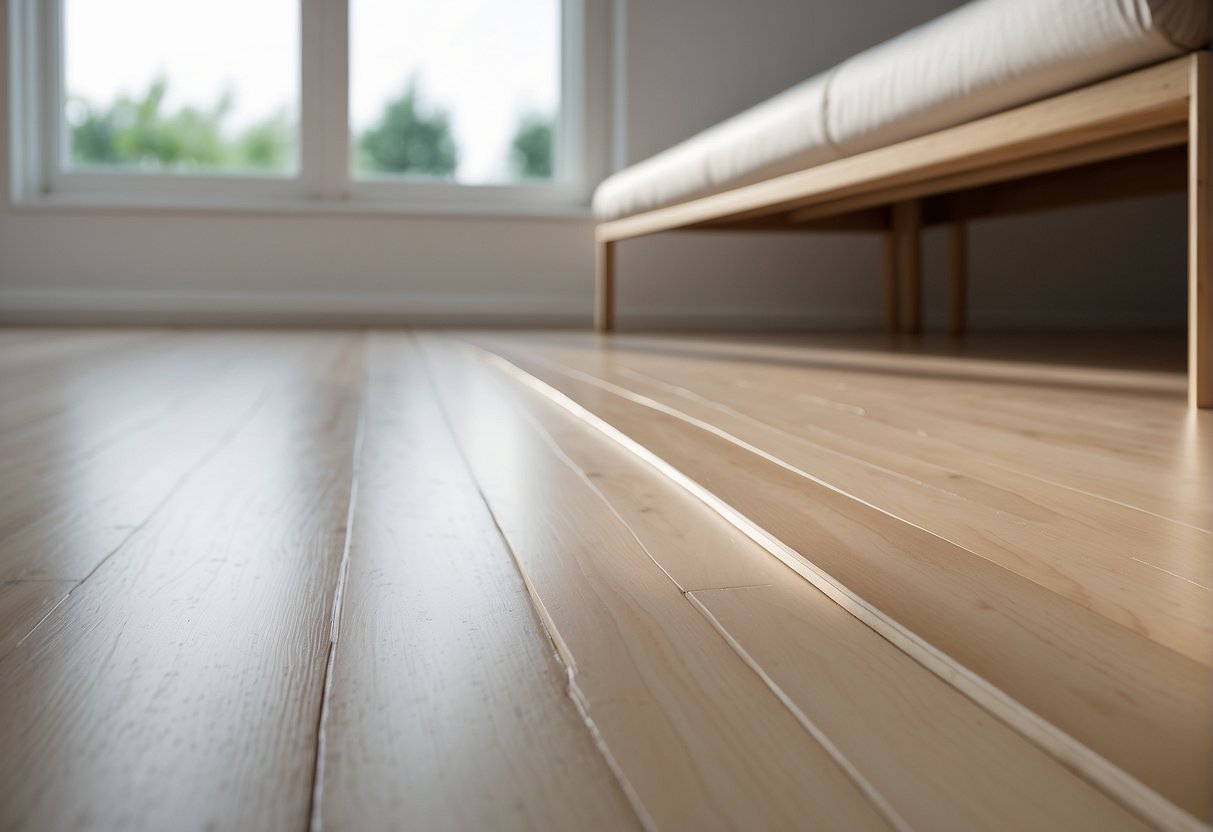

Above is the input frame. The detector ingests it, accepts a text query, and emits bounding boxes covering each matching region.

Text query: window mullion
[8,1,41,199]
[300,0,350,200]
[41,0,65,194]
[557,0,579,185]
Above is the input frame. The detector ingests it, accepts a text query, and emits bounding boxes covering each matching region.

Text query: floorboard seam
[1,578,78,584]
[9,386,274,656]
[474,343,1204,832]
[464,340,912,831]
[684,590,913,832]
[684,583,773,595]
[507,349,1208,612]
[516,345,1213,535]
[505,400,913,830]
[306,337,370,832]
[501,368,911,830]
[417,335,657,832]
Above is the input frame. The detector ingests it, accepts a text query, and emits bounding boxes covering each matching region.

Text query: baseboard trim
[0,288,588,328]
[0,288,880,330]
[0,287,1183,331]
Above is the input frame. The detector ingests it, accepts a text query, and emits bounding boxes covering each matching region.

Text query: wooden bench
[594,52,1212,408]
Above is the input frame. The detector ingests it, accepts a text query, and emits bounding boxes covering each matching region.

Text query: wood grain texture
[727,359,1212,531]
[455,344,1154,830]
[688,579,1149,832]
[318,333,640,832]
[488,339,1212,662]
[701,206,890,232]
[0,333,295,581]
[0,332,196,449]
[784,124,1189,228]
[421,337,896,832]
[0,334,363,832]
[518,333,1212,533]
[1192,52,1211,408]
[0,581,74,661]
[466,350,786,594]
[923,144,1186,225]
[476,338,1211,828]
[2,328,1205,830]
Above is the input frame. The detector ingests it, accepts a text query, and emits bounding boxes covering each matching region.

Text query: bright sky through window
[64,0,300,174]
[351,0,560,183]
[63,0,561,184]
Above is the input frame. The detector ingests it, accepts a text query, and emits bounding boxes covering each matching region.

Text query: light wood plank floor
[0,328,1207,832]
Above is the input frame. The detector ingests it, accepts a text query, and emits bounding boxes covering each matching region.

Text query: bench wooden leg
[893,200,923,334]
[948,221,968,337]
[882,232,900,333]
[595,238,616,333]
[1190,53,1211,408]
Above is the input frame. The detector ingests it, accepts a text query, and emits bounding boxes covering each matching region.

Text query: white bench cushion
[592,75,841,222]
[593,0,1210,220]
[827,0,1210,154]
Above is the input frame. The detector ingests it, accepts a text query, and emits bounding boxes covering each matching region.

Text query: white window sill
[8,192,596,221]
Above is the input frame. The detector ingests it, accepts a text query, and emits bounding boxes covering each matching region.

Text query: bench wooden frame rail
[594,53,1212,408]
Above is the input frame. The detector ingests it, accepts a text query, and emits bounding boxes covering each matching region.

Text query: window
[8,0,612,214]
[64,0,300,177]
[351,0,561,185]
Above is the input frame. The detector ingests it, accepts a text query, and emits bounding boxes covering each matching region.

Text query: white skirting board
[0,286,1184,331]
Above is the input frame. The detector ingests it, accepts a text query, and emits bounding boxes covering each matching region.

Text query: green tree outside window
[69,78,555,183]
[69,77,293,172]
[356,82,458,177]
[509,114,553,180]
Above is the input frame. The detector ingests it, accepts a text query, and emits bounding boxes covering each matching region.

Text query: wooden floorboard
[0,333,313,581]
[0,580,75,662]
[547,334,1212,531]
[475,337,1211,662]
[318,333,641,832]
[474,338,1211,827]
[480,353,789,595]
[0,333,363,832]
[689,580,1149,832]
[1,328,1207,831]
[460,342,1152,831]
[0,330,235,442]
[421,337,896,832]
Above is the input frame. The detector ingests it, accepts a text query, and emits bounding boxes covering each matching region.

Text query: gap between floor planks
[312,332,642,832]
[427,336,1156,831]
[467,336,1212,664]
[420,335,901,832]
[0,330,648,832]
[0,333,368,831]
[2,329,1205,832]
[473,332,1211,532]
[0,580,76,661]
[540,334,1213,533]
[461,334,1211,830]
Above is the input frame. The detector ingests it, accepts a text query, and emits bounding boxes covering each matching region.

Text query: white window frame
[7,0,614,217]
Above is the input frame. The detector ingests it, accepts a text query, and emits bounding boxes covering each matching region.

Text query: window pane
[63,0,300,176]
[351,0,561,184]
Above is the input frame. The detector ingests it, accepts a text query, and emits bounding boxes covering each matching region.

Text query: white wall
[0,0,1189,330]
[616,0,1188,331]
